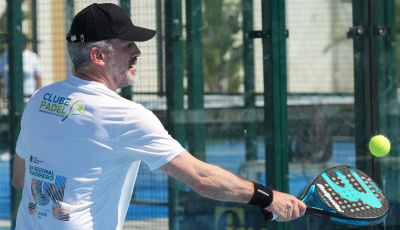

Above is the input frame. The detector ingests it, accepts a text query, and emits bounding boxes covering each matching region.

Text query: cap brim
[118,26,156,42]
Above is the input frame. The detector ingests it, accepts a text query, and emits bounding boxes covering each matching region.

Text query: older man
[12,3,305,229]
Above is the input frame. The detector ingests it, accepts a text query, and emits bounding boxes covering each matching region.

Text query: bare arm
[160,150,254,203]
[159,151,306,221]
[35,74,42,90]
[12,153,25,190]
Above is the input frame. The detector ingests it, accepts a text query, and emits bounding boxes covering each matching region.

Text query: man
[0,34,42,100]
[12,3,306,229]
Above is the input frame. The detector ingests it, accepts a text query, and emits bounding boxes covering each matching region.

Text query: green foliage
[202,0,243,93]
[395,1,400,87]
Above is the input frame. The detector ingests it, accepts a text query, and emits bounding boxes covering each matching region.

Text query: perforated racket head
[308,165,389,225]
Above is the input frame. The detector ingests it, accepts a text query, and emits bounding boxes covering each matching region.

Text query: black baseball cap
[66,3,156,43]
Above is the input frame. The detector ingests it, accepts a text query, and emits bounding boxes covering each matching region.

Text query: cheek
[123,55,131,62]
[115,55,129,65]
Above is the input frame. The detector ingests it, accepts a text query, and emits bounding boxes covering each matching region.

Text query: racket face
[311,165,389,222]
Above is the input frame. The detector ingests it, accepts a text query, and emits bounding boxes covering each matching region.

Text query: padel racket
[267,165,389,226]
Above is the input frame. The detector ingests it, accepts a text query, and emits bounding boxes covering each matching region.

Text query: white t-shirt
[0,49,42,96]
[15,76,185,229]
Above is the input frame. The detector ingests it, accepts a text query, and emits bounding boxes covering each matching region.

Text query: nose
[132,43,141,57]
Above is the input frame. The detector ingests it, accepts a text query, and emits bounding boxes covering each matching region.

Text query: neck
[75,71,116,91]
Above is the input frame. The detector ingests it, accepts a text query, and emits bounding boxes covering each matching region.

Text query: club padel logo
[61,100,87,121]
[38,93,88,122]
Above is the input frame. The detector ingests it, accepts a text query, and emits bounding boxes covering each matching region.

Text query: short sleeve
[117,106,185,171]
[15,102,30,160]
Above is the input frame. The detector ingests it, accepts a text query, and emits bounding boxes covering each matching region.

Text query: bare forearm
[36,75,42,89]
[160,151,253,203]
[188,164,253,203]
[160,151,306,222]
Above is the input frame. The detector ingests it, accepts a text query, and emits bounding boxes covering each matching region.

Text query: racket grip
[261,209,278,220]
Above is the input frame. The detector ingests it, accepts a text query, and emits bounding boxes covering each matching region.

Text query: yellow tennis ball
[369,135,391,157]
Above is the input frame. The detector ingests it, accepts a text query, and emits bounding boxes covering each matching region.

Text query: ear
[89,47,107,66]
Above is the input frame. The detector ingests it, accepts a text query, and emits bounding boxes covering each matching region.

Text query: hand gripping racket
[266,165,389,226]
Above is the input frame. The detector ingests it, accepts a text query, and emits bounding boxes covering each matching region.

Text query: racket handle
[261,209,278,220]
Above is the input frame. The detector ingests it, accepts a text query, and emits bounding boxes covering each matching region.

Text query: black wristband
[248,182,274,208]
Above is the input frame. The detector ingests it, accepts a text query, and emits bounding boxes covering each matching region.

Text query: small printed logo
[38,93,88,122]
[61,100,87,122]
[30,155,44,165]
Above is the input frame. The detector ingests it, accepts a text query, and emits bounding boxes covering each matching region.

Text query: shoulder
[121,103,164,130]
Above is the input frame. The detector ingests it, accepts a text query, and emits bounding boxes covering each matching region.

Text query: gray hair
[67,39,114,72]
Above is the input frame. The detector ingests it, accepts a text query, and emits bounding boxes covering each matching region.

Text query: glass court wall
[0,1,399,230]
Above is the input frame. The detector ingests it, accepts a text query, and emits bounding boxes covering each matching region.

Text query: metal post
[156,0,165,97]
[186,0,205,162]
[352,0,381,183]
[65,0,74,78]
[120,0,133,100]
[376,0,399,204]
[165,0,185,229]
[262,0,289,230]
[352,0,369,173]
[7,0,24,228]
[31,0,38,53]
[351,1,382,229]
[242,0,258,161]
[367,0,381,184]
